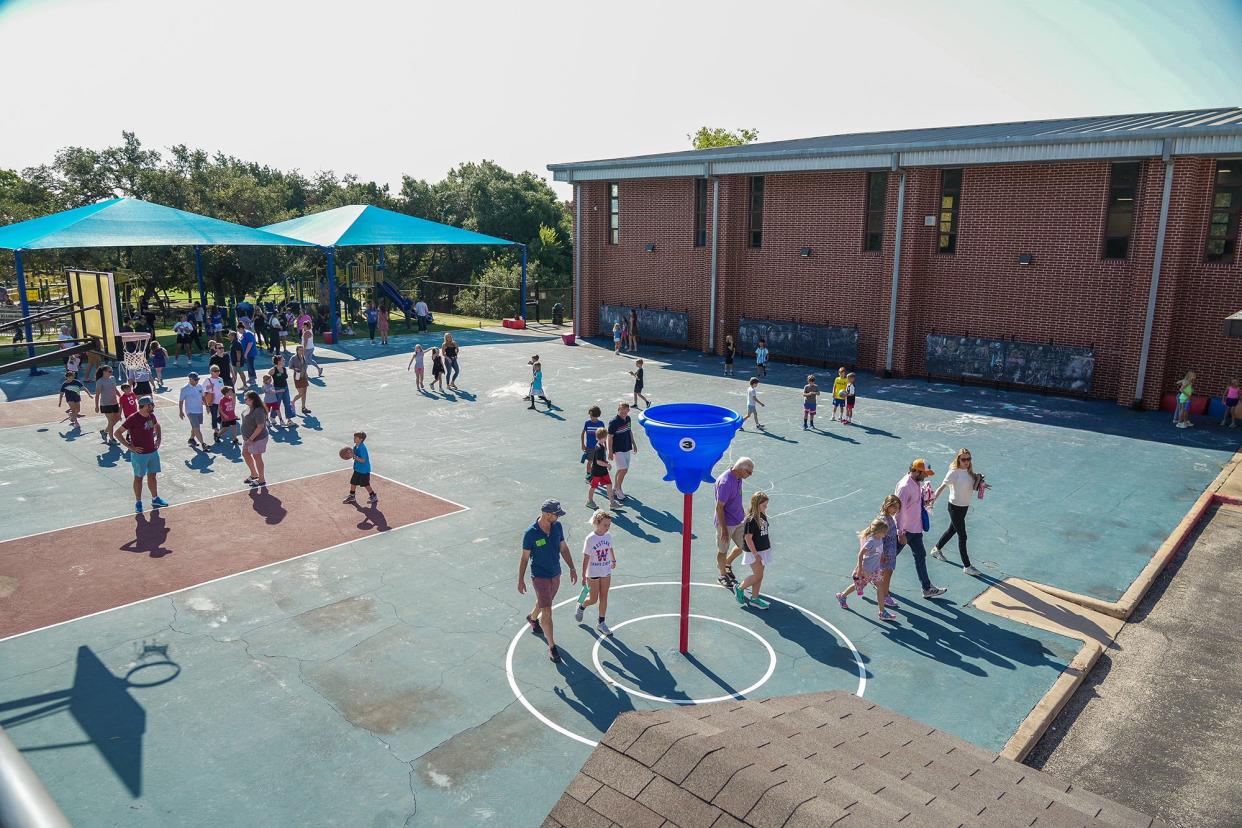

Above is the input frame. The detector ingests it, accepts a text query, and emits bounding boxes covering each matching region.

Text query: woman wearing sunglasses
[929,448,989,577]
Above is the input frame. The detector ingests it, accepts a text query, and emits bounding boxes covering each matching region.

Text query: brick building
[549,108,1242,408]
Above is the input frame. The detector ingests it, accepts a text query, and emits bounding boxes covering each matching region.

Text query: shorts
[741,547,772,566]
[853,569,883,588]
[135,381,152,395]
[634,383,644,393]
[1228,398,1239,410]
[746,404,757,414]
[129,450,161,477]
[846,395,856,407]
[101,404,120,414]
[531,575,560,608]
[613,450,632,469]
[187,412,204,427]
[589,473,612,489]
[266,402,279,414]
[832,398,845,408]
[803,402,816,412]
[63,394,81,404]
[246,436,269,455]
[350,471,371,487]
[586,564,613,580]
[880,545,900,572]
[716,522,745,556]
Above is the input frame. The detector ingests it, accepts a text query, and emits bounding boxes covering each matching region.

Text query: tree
[688,127,760,150]
[454,259,538,320]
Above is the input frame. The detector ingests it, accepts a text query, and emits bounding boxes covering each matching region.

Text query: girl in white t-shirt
[574,510,616,636]
[930,448,989,576]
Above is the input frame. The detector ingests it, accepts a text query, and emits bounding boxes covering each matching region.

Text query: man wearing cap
[178,371,206,451]
[894,459,947,598]
[518,499,578,663]
[118,396,168,513]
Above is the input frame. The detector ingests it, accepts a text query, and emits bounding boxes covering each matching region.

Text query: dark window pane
[1104,237,1129,259]
[941,169,962,189]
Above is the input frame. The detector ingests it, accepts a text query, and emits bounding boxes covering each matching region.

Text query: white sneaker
[963,566,981,576]
[574,604,585,623]
[930,547,947,562]
[597,621,613,637]
[922,586,948,598]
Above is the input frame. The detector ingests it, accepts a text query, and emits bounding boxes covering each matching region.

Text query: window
[864,171,887,251]
[748,176,764,248]
[607,182,619,245]
[937,169,962,253]
[1103,162,1140,259]
[1206,160,1242,263]
[694,179,708,247]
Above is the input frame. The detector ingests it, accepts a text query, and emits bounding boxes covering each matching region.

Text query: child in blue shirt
[580,405,605,479]
[343,431,377,505]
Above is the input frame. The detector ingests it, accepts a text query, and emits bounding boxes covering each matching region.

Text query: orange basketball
[339,446,354,460]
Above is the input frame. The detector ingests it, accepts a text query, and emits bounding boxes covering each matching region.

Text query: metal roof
[549,107,1242,181]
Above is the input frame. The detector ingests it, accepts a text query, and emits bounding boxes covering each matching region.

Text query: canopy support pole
[326,247,339,343]
[519,243,528,320]
[14,250,38,374]
[194,246,207,319]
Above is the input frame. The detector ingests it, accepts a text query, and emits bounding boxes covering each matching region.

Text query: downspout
[708,170,720,351]
[1135,140,1174,407]
[573,183,581,336]
[885,156,906,374]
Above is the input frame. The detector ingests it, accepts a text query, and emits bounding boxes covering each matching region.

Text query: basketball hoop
[118,331,151,380]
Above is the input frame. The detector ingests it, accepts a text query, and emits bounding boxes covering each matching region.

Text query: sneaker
[587,501,599,509]
[187,438,197,447]
[574,604,585,623]
[134,500,143,513]
[368,494,378,505]
[802,423,809,431]
[922,586,948,598]
[835,592,848,609]
[718,574,733,590]
[548,645,561,663]
[734,586,749,606]
[343,494,356,504]
[578,583,590,604]
[963,566,982,576]
[724,566,737,584]
[597,621,613,637]
[526,614,543,636]
[930,546,947,562]
[151,497,169,508]
[100,429,109,442]
[884,596,900,608]
[878,610,899,623]
[750,597,771,610]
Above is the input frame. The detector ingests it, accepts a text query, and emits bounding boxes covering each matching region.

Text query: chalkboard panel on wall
[924,334,1095,392]
[738,317,859,365]
[600,304,689,347]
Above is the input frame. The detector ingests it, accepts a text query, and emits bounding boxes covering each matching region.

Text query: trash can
[551,303,564,326]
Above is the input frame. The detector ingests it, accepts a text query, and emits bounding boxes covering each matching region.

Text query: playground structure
[0,269,128,376]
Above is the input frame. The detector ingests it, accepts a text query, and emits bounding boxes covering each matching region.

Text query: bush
[454,259,540,320]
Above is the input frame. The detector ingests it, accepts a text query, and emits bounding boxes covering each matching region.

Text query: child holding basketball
[586,427,617,509]
[831,366,848,422]
[734,491,772,609]
[574,509,616,637]
[836,517,896,622]
[58,371,91,428]
[343,431,377,505]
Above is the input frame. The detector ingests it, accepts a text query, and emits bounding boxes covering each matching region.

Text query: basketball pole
[13,250,38,374]
[680,492,692,654]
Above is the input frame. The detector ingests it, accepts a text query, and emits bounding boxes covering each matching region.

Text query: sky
[0,0,1240,201]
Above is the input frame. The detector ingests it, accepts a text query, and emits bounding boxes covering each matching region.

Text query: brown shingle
[585,784,664,828]
[582,746,656,799]
[635,774,723,828]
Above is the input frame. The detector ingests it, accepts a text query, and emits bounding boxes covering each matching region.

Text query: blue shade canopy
[0,197,315,250]
[260,204,514,247]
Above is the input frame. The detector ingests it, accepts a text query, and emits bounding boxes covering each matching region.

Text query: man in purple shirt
[715,457,754,589]
[894,459,948,598]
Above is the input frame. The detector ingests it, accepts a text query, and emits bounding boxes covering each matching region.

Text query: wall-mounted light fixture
[645,243,656,253]
[1018,254,1033,266]
[799,247,813,258]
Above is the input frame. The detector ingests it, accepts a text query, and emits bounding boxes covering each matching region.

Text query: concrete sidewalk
[1025,504,1242,828]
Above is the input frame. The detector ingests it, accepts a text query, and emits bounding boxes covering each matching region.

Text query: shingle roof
[543,691,1165,828]
[549,108,1242,181]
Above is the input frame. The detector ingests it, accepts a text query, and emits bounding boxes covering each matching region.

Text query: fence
[416,280,572,323]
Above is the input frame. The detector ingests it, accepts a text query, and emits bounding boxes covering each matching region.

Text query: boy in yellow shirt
[831,366,849,422]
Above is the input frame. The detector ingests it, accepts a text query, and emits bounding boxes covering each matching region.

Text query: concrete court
[1026,504,1242,828]
[0,327,1235,826]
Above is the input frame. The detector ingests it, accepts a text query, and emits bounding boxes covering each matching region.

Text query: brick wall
[574,158,1242,407]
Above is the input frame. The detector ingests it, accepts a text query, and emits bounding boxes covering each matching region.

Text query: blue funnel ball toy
[637,403,743,495]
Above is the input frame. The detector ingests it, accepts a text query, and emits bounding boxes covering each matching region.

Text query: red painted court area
[0,393,175,429]
[0,470,463,639]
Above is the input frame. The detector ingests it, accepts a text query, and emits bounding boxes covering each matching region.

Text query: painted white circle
[505,581,866,748]
[679,437,696,452]
[591,613,776,705]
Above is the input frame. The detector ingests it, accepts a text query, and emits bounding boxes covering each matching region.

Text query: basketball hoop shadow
[0,644,180,797]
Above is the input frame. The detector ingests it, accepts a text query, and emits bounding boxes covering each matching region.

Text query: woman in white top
[301,324,323,378]
[929,448,987,576]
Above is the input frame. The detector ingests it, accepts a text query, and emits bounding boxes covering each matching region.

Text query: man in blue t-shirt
[518,499,577,663]
[239,322,259,384]
[607,403,640,501]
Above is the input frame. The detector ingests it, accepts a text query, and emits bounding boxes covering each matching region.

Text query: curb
[1000,639,1104,762]
[1025,449,1242,620]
